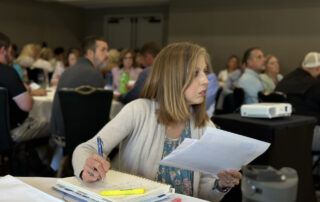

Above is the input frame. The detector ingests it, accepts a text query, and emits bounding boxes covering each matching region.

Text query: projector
[241,103,292,119]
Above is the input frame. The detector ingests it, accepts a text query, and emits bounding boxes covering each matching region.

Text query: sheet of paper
[0,175,62,202]
[160,127,270,177]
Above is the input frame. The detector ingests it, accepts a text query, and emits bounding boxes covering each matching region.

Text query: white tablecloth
[29,89,55,122]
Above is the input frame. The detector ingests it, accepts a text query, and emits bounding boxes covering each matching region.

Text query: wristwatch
[213,179,230,193]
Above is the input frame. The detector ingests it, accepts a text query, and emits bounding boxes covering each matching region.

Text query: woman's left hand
[217,169,242,188]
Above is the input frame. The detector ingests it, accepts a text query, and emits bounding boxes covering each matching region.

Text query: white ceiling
[38,0,169,8]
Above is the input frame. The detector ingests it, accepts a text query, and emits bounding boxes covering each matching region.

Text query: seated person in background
[238,47,265,104]
[217,55,239,86]
[72,42,242,201]
[15,43,37,83]
[221,61,246,96]
[50,47,65,72]
[10,43,23,80]
[206,73,219,117]
[275,52,320,151]
[30,47,54,86]
[0,32,49,142]
[10,43,46,96]
[50,36,108,145]
[117,42,160,104]
[100,49,120,78]
[216,61,246,111]
[134,50,146,69]
[111,49,142,94]
[260,55,283,93]
[51,48,81,86]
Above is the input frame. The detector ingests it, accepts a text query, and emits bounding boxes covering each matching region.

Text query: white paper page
[0,175,62,202]
[160,127,270,177]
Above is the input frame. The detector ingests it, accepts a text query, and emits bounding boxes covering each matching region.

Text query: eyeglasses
[123,56,133,60]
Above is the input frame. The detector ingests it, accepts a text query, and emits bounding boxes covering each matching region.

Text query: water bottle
[120,71,130,94]
[105,71,113,90]
[37,72,46,89]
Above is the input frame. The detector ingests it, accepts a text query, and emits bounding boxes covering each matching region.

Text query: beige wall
[85,6,168,48]
[0,0,85,51]
[168,0,320,75]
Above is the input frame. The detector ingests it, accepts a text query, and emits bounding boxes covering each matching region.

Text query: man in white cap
[276,52,320,151]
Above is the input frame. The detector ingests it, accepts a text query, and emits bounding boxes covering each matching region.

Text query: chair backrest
[0,87,13,153]
[258,91,287,103]
[215,87,223,104]
[58,85,113,155]
[26,68,45,83]
[222,87,244,113]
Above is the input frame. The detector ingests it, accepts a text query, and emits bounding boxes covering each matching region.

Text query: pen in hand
[97,136,105,181]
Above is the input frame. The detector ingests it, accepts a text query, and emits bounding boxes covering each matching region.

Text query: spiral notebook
[54,170,172,202]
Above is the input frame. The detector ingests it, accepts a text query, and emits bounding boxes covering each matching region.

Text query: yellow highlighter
[100,188,146,196]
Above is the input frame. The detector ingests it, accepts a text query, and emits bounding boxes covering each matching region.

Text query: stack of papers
[0,175,61,202]
[55,170,172,202]
[160,127,270,177]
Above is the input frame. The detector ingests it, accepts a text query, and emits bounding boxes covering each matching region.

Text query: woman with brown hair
[111,49,143,93]
[51,48,81,86]
[72,42,242,201]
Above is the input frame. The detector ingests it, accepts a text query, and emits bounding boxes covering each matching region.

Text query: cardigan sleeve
[198,173,227,201]
[197,120,228,201]
[72,99,138,177]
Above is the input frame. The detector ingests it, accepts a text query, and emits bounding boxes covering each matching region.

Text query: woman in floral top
[74,42,242,201]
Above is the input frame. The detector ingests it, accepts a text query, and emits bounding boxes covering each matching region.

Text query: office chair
[26,68,46,84]
[57,85,113,177]
[0,87,52,176]
[258,91,287,103]
[222,87,244,113]
[0,87,13,175]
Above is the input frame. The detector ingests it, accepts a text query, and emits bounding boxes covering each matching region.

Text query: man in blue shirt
[238,48,265,104]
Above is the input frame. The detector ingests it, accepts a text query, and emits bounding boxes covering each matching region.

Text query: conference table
[0,176,207,202]
[212,113,317,202]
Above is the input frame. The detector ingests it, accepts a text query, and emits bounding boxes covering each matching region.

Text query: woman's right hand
[81,154,111,183]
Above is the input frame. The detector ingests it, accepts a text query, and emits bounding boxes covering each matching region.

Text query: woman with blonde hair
[15,44,37,82]
[260,55,283,93]
[99,49,120,80]
[72,42,242,201]
[31,47,54,72]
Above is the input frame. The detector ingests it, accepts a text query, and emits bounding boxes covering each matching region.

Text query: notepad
[54,170,172,202]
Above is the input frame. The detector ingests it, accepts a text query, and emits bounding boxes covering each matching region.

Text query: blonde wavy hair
[39,47,54,61]
[140,42,211,127]
[16,44,36,64]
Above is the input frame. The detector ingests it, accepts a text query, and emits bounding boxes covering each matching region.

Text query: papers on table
[55,170,172,202]
[160,127,270,177]
[0,175,62,202]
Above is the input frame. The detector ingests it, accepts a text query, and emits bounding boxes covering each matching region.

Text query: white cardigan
[72,99,226,201]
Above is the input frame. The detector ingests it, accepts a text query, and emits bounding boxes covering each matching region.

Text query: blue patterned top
[157,123,194,196]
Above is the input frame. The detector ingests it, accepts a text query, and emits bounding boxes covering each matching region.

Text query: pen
[99,188,146,196]
[97,136,103,157]
[97,136,105,181]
